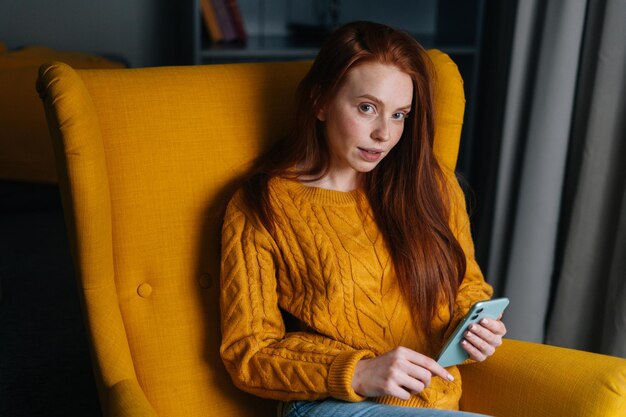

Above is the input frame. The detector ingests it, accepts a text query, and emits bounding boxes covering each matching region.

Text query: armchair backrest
[36,50,465,417]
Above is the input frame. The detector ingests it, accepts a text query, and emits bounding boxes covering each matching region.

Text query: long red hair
[243,21,466,336]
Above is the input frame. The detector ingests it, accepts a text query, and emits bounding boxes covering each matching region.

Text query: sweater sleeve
[443,172,494,341]
[219,195,375,402]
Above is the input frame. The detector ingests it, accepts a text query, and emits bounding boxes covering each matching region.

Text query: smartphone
[435,297,509,368]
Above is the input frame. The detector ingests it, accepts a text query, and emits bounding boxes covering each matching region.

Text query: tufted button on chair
[37,51,626,417]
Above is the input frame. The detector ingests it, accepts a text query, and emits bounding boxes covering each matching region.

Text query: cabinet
[187,0,485,176]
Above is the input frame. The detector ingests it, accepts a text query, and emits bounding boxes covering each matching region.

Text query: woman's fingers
[397,371,426,397]
[463,331,495,359]
[403,348,454,382]
[467,323,500,346]
[404,361,432,388]
[461,337,487,361]
[461,318,507,361]
[479,318,507,336]
[352,346,455,400]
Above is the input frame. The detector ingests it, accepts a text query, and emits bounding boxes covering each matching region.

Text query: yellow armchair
[36,52,626,417]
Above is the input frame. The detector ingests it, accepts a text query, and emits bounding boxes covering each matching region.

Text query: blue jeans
[279,399,492,417]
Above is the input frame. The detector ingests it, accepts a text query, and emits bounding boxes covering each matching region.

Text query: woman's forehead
[340,63,413,107]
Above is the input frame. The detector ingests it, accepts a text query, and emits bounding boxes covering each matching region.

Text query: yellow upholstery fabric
[461,339,626,416]
[429,49,465,173]
[0,45,123,183]
[108,379,158,417]
[36,52,626,417]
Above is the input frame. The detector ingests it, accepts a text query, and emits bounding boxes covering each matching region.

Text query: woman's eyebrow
[356,94,412,111]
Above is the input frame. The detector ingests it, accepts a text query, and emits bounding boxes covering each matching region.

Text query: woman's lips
[358,147,383,162]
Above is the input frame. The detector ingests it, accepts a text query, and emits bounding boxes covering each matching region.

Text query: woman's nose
[372,117,390,142]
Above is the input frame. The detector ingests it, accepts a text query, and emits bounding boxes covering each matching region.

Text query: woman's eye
[392,112,408,120]
[359,103,375,114]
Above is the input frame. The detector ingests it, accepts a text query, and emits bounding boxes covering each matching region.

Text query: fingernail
[482,319,488,325]
[447,373,455,381]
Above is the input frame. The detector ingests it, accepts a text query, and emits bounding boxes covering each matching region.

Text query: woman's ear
[316,106,326,121]
[311,86,325,121]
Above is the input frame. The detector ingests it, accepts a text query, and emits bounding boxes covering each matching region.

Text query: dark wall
[0,0,185,67]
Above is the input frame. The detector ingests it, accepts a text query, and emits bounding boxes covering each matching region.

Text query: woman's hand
[461,317,507,362]
[351,347,455,400]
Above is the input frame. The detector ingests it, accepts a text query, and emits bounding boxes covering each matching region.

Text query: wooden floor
[0,181,101,417]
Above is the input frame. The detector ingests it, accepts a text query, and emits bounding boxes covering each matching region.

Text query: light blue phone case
[436,297,509,368]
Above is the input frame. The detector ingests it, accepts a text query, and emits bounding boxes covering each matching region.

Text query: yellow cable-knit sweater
[219,173,493,410]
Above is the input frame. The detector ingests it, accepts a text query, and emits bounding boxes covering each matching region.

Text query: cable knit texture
[219,172,493,410]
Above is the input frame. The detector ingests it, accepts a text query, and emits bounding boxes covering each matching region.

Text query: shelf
[416,34,479,55]
[201,35,318,60]
[199,34,478,63]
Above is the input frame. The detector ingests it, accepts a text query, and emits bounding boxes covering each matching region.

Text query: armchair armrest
[107,379,158,417]
[459,338,626,417]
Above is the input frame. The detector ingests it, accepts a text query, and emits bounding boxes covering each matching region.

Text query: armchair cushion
[460,338,626,416]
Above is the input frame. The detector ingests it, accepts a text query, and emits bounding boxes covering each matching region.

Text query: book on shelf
[200,0,222,42]
[225,0,247,42]
[211,0,238,42]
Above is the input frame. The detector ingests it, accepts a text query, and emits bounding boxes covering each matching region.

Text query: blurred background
[1,0,624,416]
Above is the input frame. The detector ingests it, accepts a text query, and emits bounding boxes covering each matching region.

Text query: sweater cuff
[328,350,375,402]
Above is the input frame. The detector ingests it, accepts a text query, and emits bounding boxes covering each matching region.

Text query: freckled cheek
[391,124,405,143]
[346,118,381,145]
[335,116,363,136]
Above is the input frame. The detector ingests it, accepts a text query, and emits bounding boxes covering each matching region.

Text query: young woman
[219,21,506,417]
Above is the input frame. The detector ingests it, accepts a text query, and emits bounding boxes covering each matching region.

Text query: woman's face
[317,62,413,181]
